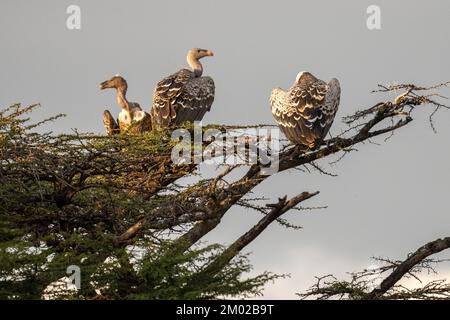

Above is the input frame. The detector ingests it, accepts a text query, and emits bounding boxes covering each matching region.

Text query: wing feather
[270,76,340,148]
[151,70,215,128]
[103,110,120,136]
[127,111,152,134]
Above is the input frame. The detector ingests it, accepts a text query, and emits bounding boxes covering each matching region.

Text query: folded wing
[151,69,215,128]
[270,75,340,148]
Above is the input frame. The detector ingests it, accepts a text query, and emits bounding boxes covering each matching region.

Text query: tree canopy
[1,81,449,299]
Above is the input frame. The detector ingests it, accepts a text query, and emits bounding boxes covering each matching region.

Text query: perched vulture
[99,75,152,135]
[270,71,341,149]
[151,48,215,129]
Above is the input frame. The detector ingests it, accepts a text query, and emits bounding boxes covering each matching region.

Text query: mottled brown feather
[151,69,215,129]
[103,110,120,136]
[270,72,341,148]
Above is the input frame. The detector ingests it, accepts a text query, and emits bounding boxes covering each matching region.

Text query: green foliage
[0,104,278,300]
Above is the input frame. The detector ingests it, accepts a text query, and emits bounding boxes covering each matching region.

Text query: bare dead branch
[299,236,450,300]
[182,192,319,290]
[367,237,450,299]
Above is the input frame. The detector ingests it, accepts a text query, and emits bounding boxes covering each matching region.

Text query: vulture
[151,48,215,129]
[270,71,341,149]
[99,75,152,135]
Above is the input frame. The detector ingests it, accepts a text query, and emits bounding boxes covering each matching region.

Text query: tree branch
[182,192,319,292]
[367,237,450,299]
[299,236,450,300]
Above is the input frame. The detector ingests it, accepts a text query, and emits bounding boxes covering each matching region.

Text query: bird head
[188,48,214,61]
[99,75,127,90]
[295,71,316,84]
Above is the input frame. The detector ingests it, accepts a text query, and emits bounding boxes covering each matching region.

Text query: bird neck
[187,55,203,77]
[116,87,133,119]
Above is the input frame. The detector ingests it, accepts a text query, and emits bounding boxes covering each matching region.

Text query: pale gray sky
[1,0,449,299]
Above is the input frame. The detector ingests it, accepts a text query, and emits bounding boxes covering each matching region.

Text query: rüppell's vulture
[151,48,215,129]
[270,71,340,148]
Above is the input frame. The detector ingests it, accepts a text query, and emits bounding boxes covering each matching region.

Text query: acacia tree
[299,236,450,300]
[0,81,449,299]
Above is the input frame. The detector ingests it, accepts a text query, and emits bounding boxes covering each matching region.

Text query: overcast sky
[1,0,450,299]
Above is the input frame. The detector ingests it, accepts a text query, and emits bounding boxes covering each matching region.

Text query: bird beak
[206,50,214,57]
[99,81,109,90]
